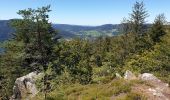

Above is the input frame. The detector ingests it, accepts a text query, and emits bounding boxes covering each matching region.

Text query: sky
[0,0,170,25]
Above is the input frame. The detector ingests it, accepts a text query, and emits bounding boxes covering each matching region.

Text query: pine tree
[149,14,166,42]
[11,5,59,100]
[11,5,58,72]
[130,1,149,35]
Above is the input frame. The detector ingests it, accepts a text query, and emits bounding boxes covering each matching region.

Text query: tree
[0,40,26,99]
[11,5,58,71]
[11,5,59,100]
[149,14,166,42]
[57,39,93,84]
[130,1,149,35]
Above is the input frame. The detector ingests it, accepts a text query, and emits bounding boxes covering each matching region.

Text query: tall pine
[149,14,166,43]
[130,1,148,36]
[11,5,59,99]
[11,5,58,72]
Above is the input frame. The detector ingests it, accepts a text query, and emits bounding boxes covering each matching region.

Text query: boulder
[139,73,169,89]
[139,73,169,86]
[115,73,122,79]
[124,70,137,80]
[139,73,160,82]
[10,71,43,100]
[123,71,170,99]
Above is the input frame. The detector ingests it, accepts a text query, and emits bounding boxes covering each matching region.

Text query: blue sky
[0,0,170,25]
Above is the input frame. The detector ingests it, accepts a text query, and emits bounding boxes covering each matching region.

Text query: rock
[148,88,169,100]
[10,71,43,100]
[124,70,137,80]
[166,83,169,87]
[139,73,159,82]
[139,73,170,100]
[139,73,169,90]
[115,73,122,79]
[148,88,163,96]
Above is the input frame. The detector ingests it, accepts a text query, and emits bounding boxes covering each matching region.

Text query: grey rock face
[10,72,43,100]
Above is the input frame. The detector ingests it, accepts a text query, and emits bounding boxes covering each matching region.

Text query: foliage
[0,40,26,99]
[11,5,58,72]
[124,30,170,83]
[54,39,93,84]
[10,5,60,100]
[149,14,166,43]
[130,1,149,35]
[1,1,170,99]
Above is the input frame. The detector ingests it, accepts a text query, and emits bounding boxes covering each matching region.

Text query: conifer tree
[11,5,58,72]
[11,5,59,100]
[149,14,166,42]
[130,1,149,35]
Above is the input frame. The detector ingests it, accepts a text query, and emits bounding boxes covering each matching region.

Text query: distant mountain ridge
[0,20,14,41]
[0,20,120,42]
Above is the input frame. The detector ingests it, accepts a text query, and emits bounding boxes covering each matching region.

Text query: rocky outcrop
[10,71,43,100]
[139,73,170,100]
[139,73,160,81]
[121,71,170,100]
[139,73,169,88]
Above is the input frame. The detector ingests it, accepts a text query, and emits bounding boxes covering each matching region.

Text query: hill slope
[0,20,14,41]
[0,20,120,41]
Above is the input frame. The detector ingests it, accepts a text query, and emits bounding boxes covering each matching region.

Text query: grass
[130,79,154,87]
[33,79,141,100]
[116,92,147,100]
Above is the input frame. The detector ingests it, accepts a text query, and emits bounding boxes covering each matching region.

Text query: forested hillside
[0,20,120,41]
[0,1,170,100]
[0,20,14,42]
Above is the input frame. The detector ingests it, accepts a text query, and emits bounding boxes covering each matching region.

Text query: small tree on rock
[11,5,59,100]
